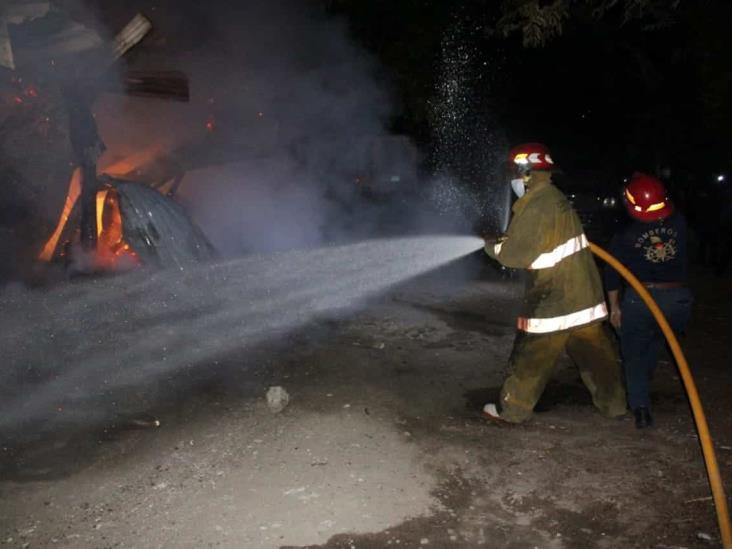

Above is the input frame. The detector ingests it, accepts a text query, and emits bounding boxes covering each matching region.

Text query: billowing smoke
[2,0,507,274]
[96,0,412,255]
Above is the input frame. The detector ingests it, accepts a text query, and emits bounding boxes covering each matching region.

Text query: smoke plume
[96,0,407,254]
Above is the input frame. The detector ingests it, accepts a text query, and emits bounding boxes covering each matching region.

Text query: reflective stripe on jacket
[486,182,608,333]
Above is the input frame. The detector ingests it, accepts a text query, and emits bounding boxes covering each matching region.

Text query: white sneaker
[483,403,501,419]
[482,403,516,425]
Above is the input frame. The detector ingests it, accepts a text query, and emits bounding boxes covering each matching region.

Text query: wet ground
[1,256,730,548]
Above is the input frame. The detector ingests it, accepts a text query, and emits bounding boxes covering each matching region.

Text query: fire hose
[590,241,731,548]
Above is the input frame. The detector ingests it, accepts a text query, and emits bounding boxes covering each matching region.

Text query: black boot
[634,407,653,429]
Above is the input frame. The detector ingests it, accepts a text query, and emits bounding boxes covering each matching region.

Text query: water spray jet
[0,234,484,437]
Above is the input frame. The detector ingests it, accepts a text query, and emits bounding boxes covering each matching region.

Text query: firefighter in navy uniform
[606,173,692,429]
[482,143,627,423]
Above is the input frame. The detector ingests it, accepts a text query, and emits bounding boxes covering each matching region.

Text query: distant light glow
[717,174,725,182]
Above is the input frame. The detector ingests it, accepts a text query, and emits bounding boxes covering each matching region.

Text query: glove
[484,235,506,259]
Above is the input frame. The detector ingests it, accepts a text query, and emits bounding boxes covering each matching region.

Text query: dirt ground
[1,257,730,548]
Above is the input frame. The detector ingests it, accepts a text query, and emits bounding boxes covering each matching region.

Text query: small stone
[266,386,290,413]
[420,538,429,545]
[697,532,713,543]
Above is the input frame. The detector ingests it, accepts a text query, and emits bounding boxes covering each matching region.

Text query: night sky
[326,0,731,188]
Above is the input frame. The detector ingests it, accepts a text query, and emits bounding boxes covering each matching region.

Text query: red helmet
[623,172,673,222]
[508,143,557,175]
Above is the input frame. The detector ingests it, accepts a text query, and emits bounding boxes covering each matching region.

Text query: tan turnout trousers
[499,322,627,423]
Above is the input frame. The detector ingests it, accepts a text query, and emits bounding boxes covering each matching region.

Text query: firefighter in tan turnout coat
[483,143,626,423]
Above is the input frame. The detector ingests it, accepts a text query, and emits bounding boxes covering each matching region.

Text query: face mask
[511,178,526,198]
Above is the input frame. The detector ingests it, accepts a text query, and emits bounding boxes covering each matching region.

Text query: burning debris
[38,175,216,272]
[3,0,437,278]
[1,3,202,280]
[106,180,215,268]
[38,167,82,263]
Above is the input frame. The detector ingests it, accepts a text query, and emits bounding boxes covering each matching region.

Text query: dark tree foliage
[326,0,681,48]
[326,0,729,187]
[495,0,681,47]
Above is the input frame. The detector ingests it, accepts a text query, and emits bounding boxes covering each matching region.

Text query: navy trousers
[620,287,693,411]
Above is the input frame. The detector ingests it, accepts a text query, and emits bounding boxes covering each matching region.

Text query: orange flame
[94,189,140,270]
[100,143,164,179]
[38,168,82,261]
[38,171,141,270]
[96,189,109,237]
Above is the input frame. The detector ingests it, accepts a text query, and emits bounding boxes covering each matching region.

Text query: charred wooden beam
[73,13,152,81]
[118,70,190,102]
[111,13,152,61]
[63,86,105,250]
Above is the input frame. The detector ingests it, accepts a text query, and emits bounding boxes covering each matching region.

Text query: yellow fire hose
[590,242,731,548]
